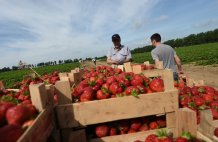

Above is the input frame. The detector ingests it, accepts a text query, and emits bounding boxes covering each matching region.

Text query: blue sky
[0,0,218,68]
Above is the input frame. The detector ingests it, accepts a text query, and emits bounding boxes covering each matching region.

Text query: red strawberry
[149,78,164,92]
[109,82,123,95]
[109,127,117,136]
[0,102,16,124]
[145,134,158,142]
[176,132,192,142]
[130,119,142,131]
[115,68,122,74]
[149,121,159,130]
[137,85,147,94]
[157,119,166,128]
[128,128,136,133]
[125,86,140,96]
[96,90,110,100]
[95,125,109,138]
[203,93,214,103]
[80,87,94,102]
[192,96,205,106]
[131,74,144,86]
[0,124,23,142]
[211,108,218,119]
[96,78,104,85]
[6,105,32,125]
[118,121,129,133]
[106,77,116,85]
[139,124,149,131]
[214,128,218,137]
[191,86,199,96]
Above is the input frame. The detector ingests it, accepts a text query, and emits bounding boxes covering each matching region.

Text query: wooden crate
[17,83,60,142]
[198,109,218,142]
[63,108,211,142]
[123,61,163,74]
[55,69,178,129]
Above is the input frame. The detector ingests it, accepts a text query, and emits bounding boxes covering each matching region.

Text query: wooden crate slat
[56,90,178,128]
[175,108,197,137]
[62,129,86,142]
[198,109,218,141]
[29,83,49,112]
[17,106,54,142]
[123,62,132,72]
[132,65,142,74]
[55,81,72,105]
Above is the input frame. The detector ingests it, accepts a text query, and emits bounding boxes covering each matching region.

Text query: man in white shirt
[107,34,132,65]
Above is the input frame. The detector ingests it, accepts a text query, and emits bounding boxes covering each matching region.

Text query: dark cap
[112,34,120,41]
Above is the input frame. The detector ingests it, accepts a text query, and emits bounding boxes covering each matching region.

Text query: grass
[0,62,80,88]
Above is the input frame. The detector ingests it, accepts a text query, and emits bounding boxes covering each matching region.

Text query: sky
[0,0,218,68]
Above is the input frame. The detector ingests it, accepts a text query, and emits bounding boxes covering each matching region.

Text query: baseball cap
[112,34,120,41]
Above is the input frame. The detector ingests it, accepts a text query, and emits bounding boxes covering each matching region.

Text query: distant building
[18,60,31,69]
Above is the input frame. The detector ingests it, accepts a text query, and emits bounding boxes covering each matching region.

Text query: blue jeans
[173,72,178,81]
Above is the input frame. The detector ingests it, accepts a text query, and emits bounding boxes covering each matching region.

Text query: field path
[82,61,218,89]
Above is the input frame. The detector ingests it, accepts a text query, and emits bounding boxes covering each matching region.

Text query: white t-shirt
[107,45,132,63]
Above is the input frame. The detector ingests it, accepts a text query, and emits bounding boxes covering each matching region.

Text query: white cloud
[0,0,160,68]
[155,15,168,22]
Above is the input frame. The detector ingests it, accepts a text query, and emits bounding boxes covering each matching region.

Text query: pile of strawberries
[178,85,218,124]
[0,91,38,142]
[135,130,204,142]
[87,115,166,138]
[0,71,60,142]
[72,65,164,102]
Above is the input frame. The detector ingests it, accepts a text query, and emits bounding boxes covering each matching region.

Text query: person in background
[92,58,96,66]
[107,34,132,65]
[150,33,183,81]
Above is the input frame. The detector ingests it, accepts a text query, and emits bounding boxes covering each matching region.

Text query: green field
[132,42,218,65]
[0,62,80,88]
[1,42,218,88]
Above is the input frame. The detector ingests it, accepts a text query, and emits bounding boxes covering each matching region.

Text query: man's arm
[174,55,183,74]
[107,58,119,65]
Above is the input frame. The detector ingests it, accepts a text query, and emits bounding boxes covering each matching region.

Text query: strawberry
[131,74,144,86]
[95,125,109,138]
[191,86,199,96]
[125,86,140,96]
[128,128,136,133]
[109,82,123,95]
[157,118,166,128]
[139,124,149,131]
[109,127,117,136]
[145,134,158,142]
[130,119,142,131]
[80,87,94,102]
[137,85,147,94]
[0,124,23,142]
[149,121,159,130]
[118,120,129,133]
[214,128,218,137]
[6,105,32,125]
[0,102,16,124]
[149,78,164,92]
[106,77,116,85]
[192,96,205,106]
[96,90,110,100]
[156,129,173,142]
[176,132,192,142]
[203,93,214,103]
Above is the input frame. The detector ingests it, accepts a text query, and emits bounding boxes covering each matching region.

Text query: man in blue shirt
[150,33,183,80]
[107,34,132,65]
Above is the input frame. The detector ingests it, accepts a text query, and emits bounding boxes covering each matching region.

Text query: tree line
[131,28,218,53]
